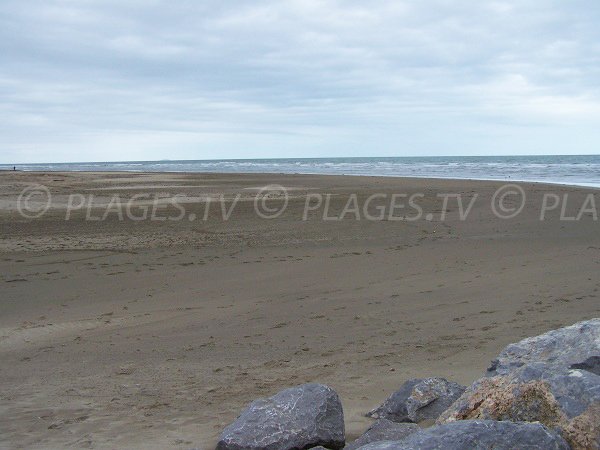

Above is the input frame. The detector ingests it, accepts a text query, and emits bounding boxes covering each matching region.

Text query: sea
[3,155,600,188]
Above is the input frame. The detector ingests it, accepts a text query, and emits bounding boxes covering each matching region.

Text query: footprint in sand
[0,317,125,351]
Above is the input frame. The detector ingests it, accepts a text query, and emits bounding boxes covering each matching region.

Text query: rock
[354,420,569,450]
[571,355,600,376]
[216,383,345,450]
[344,419,419,450]
[438,362,600,449]
[438,319,600,449]
[366,378,465,423]
[487,318,600,376]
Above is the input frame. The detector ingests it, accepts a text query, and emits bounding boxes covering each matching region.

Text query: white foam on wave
[3,156,600,188]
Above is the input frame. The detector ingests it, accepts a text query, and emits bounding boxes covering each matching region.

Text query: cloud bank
[1,0,599,162]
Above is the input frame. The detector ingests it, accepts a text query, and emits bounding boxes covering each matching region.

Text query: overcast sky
[1,0,599,163]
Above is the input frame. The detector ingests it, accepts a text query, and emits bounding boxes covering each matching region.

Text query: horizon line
[3,153,600,166]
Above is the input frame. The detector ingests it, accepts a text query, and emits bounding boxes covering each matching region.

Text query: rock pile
[215,318,599,449]
[438,318,600,449]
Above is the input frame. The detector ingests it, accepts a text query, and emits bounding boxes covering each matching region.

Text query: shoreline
[2,168,600,190]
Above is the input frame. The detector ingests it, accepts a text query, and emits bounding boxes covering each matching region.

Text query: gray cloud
[1,0,599,162]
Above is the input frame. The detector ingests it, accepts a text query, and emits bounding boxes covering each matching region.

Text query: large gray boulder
[216,383,345,450]
[437,362,600,449]
[366,378,465,423]
[344,419,419,450]
[354,420,569,450]
[487,318,600,376]
[440,319,600,449]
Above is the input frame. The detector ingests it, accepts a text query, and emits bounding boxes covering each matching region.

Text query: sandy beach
[1,171,599,449]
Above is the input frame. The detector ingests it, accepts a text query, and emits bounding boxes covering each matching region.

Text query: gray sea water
[3,155,600,188]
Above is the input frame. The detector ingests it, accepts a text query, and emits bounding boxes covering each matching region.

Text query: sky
[1,0,600,163]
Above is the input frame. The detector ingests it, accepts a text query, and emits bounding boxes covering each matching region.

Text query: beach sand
[1,171,599,449]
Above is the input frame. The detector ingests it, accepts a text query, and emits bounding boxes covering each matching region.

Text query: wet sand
[1,171,599,449]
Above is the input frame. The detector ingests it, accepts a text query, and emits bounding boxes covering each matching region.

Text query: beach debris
[354,420,569,450]
[487,318,600,376]
[216,383,345,450]
[366,377,465,423]
[344,419,419,450]
[115,365,135,375]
